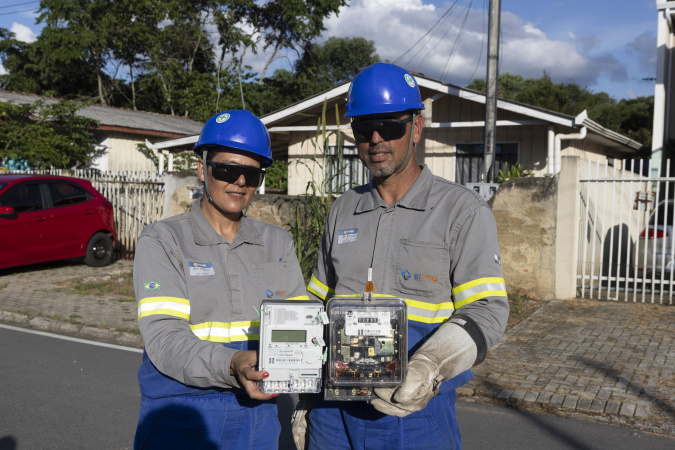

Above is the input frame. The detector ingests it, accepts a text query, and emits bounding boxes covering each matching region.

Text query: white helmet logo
[216,113,230,123]
[404,74,415,88]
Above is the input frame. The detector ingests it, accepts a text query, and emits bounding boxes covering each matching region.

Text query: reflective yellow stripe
[286,295,311,301]
[330,293,454,324]
[452,277,507,308]
[308,275,334,300]
[138,297,190,320]
[452,277,505,295]
[191,321,260,343]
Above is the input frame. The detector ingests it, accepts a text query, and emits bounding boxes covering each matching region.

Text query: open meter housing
[325,296,407,401]
[258,300,325,394]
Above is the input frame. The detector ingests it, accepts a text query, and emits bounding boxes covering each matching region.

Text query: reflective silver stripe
[452,277,507,307]
[190,322,260,342]
[308,275,333,300]
[137,297,191,320]
[406,304,455,324]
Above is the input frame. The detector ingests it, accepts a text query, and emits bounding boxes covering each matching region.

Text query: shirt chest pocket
[395,239,449,296]
[251,262,290,300]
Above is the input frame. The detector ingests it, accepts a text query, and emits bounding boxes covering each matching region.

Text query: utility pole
[482,0,501,182]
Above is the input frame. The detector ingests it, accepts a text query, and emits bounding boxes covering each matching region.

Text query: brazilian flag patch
[144,282,161,291]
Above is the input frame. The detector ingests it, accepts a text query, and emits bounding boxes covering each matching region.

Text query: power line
[394,0,462,66]
[0,1,40,10]
[440,0,474,81]
[0,8,39,17]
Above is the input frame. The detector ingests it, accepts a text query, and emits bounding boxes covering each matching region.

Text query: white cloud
[0,65,6,75]
[10,22,37,43]
[248,0,632,92]
[202,0,651,99]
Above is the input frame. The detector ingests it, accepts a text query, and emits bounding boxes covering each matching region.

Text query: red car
[0,174,117,269]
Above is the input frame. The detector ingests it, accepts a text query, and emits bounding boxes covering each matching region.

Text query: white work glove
[291,399,313,450]
[371,319,480,417]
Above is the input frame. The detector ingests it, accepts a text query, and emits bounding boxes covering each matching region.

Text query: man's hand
[229,350,275,400]
[371,320,481,417]
[371,356,440,416]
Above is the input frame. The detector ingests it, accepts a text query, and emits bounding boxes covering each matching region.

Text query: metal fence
[7,169,164,259]
[577,159,675,304]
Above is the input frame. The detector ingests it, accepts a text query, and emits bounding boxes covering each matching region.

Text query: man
[293,63,509,449]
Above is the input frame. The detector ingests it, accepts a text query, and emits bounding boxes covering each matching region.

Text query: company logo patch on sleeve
[337,228,358,245]
[188,262,216,276]
[144,282,161,291]
[494,255,501,265]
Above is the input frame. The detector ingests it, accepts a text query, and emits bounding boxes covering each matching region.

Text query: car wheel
[84,232,114,267]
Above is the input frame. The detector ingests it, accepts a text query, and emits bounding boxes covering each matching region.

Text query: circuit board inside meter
[258,300,325,394]
[325,296,407,401]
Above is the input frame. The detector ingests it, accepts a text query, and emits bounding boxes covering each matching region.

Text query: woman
[133,110,307,449]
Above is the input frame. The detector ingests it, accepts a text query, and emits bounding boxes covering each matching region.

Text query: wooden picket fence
[8,169,165,259]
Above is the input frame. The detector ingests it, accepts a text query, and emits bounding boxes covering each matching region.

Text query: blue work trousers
[134,392,280,449]
[307,391,461,450]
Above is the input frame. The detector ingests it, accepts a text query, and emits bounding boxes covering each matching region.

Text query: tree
[0,27,101,99]
[0,100,98,169]
[245,36,379,116]
[254,0,349,82]
[466,72,652,150]
[0,0,350,122]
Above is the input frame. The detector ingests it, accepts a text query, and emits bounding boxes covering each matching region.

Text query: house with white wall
[142,71,642,195]
[0,90,204,173]
[261,73,642,196]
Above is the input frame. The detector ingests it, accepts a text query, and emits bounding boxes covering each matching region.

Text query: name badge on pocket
[337,228,358,245]
[188,262,215,276]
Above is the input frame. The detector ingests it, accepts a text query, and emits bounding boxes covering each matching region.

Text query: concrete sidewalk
[1,260,674,436]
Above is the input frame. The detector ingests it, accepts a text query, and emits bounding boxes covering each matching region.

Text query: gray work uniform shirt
[308,166,509,368]
[134,201,307,398]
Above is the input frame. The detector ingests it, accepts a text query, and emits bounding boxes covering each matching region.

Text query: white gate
[81,171,164,258]
[577,159,675,304]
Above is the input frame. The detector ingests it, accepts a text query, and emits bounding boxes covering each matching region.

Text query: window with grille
[455,143,518,184]
[325,145,370,195]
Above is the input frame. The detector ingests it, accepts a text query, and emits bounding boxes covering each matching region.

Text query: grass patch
[506,288,547,332]
[60,272,135,300]
[116,328,141,335]
[69,314,82,320]
[0,282,7,290]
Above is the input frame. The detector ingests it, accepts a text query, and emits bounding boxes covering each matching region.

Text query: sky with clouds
[0,0,660,100]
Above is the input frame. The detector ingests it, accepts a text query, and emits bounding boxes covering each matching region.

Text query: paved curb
[0,310,143,348]
[456,302,652,421]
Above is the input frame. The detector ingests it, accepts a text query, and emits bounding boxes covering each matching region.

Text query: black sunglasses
[351,116,414,142]
[205,161,265,187]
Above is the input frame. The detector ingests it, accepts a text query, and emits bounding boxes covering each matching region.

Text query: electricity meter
[258,300,325,394]
[325,296,407,401]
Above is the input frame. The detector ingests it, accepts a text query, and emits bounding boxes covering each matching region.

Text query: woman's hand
[230,350,276,400]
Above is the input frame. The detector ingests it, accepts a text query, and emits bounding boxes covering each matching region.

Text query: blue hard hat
[345,63,425,118]
[193,110,273,168]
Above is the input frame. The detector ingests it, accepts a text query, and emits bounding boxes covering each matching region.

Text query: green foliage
[0,99,98,169]
[497,162,533,183]
[243,36,380,116]
[508,288,535,316]
[466,72,653,150]
[0,0,348,121]
[287,101,348,282]
[265,160,288,191]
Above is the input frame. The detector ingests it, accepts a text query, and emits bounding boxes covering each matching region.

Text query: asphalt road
[2,324,674,450]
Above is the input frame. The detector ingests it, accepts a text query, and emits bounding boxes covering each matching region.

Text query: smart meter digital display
[271,329,307,342]
[258,300,325,394]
